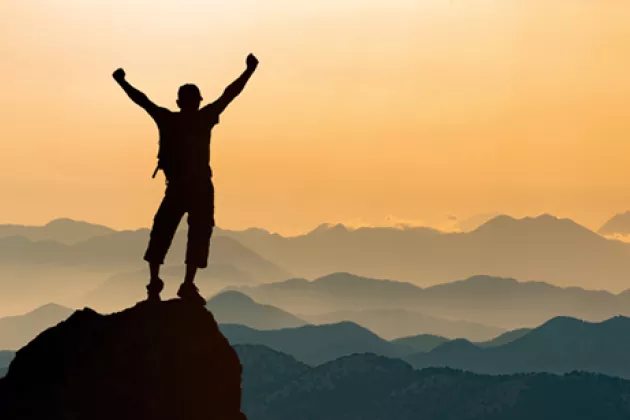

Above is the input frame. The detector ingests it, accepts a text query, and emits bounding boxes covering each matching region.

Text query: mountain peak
[315,272,366,284]
[207,291,308,330]
[27,303,72,316]
[473,214,596,238]
[44,218,81,227]
[308,223,349,235]
[44,218,114,231]
[599,212,630,235]
[462,275,519,286]
[0,301,246,420]
[314,272,415,288]
[428,338,481,355]
[209,290,256,305]
[478,214,558,229]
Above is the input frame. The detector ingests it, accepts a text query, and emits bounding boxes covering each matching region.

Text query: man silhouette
[113,54,259,304]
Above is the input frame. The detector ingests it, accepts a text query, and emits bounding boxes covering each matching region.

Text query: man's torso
[153,109,219,182]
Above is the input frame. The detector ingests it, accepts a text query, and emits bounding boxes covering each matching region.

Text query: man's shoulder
[198,104,221,125]
[151,107,174,122]
[156,107,174,115]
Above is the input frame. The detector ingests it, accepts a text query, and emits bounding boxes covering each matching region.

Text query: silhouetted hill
[233,344,309,396]
[220,322,401,365]
[455,212,501,232]
[0,218,115,245]
[237,348,630,420]
[237,272,630,329]
[477,327,531,348]
[599,212,630,236]
[208,291,308,330]
[0,300,246,420]
[220,214,630,290]
[392,328,531,354]
[0,304,73,350]
[391,334,449,353]
[305,308,502,340]
[407,316,630,378]
[235,272,430,315]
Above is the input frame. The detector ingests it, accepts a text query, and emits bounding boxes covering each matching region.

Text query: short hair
[178,84,202,101]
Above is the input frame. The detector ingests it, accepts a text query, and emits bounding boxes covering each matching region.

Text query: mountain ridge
[235,272,630,330]
[220,321,402,365]
[218,214,630,290]
[207,291,308,330]
[0,304,73,350]
[237,346,630,420]
[407,315,630,378]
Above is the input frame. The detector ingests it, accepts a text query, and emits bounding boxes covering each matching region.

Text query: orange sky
[1,1,630,235]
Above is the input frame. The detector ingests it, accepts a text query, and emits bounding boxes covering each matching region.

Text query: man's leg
[144,185,185,300]
[184,264,198,285]
[149,262,160,280]
[177,181,214,304]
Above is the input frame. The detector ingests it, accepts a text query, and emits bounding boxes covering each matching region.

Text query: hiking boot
[146,278,164,302]
[177,282,206,306]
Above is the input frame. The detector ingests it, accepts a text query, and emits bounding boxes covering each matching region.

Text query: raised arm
[204,54,259,116]
[112,68,161,117]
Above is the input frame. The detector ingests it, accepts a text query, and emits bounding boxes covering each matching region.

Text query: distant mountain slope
[236,272,630,330]
[477,327,531,348]
[0,304,73,350]
[391,334,449,353]
[392,328,531,354]
[407,316,630,378]
[72,231,291,281]
[305,308,502,341]
[0,230,290,282]
[0,351,14,369]
[207,291,308,330]
[455,212,500,232]
[238,348,630,420]
[234,344,309,395]
[220,214,630,291]
[0,218,115,245]
[220,322,401,365]
[599,212,630,236]
[234,272,434,315]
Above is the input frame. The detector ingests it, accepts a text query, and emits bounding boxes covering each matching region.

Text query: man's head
[177,84,203,111]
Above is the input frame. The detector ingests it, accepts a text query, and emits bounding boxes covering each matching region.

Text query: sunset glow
[2,1,630,234]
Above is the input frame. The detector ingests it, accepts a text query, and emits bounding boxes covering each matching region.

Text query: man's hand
[113,68,126,83]
[246,54,259,70]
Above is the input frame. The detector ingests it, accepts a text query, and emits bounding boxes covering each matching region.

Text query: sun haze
[1,0,630,234]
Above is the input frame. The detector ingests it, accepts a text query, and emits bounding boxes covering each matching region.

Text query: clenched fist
[246,54,259,70]
[112,68,126,82]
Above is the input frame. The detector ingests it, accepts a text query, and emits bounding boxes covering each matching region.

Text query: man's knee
[188,211,214,233]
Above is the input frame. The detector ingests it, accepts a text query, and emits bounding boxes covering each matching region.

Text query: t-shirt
[147,105,221,182]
